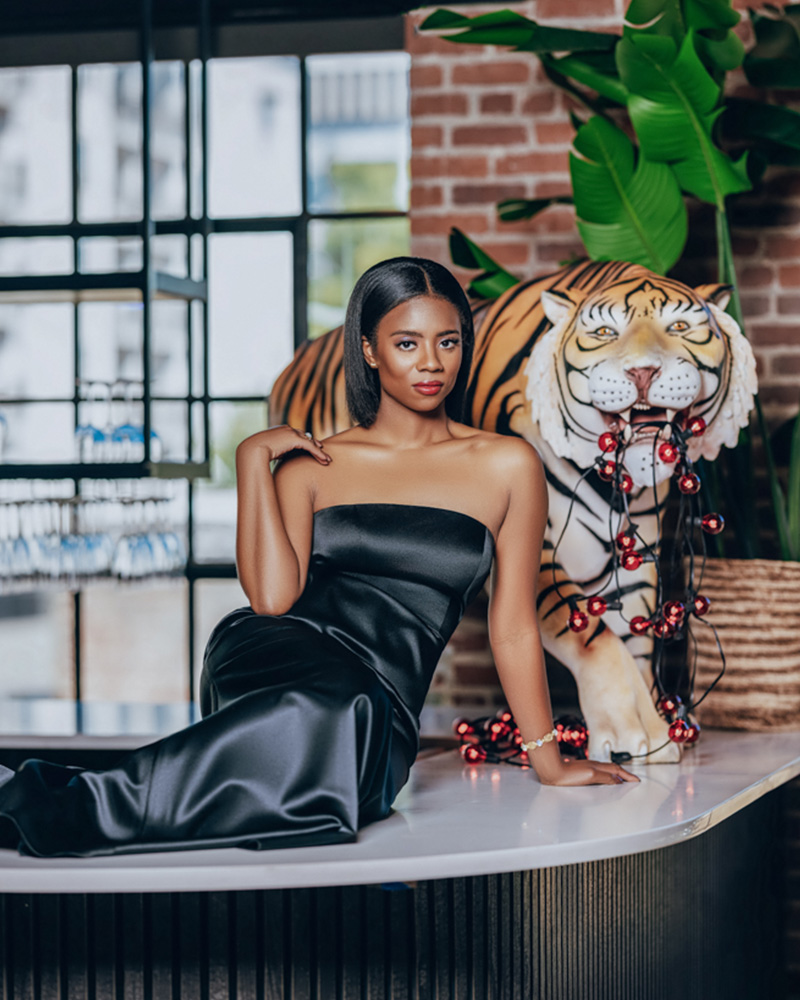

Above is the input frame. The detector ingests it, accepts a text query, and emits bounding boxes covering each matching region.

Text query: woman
[0,257,637,858]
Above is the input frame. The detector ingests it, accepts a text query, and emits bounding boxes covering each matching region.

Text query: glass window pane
[152,234,188,278]
[0,402,76,462]
[0,66,71,224]
[153,300,188,398]
[79,302,143,384]
[78,237,143,273]
[152,400,189,460]
[193,401,267,562]
[82,581,187,702]
[209,57,301,218]
[193,578,249,701]
[307,52,410,213]
[308,217,410,338]
[190,399,207,463]
[0,591,74,699]
[0,304,74,399]
[149,61,186,221]
[208,232,293,396]
[78,63,143,222]
[0,238,72,276]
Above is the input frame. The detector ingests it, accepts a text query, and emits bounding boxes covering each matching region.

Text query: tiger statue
[269,259,758,764]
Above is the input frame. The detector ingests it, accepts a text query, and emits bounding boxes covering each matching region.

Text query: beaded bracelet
[520,728,559,752]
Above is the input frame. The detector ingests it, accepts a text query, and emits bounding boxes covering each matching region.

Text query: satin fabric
[0,504,494,857]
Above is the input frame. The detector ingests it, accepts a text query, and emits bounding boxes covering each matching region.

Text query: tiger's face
[524,272,758,488]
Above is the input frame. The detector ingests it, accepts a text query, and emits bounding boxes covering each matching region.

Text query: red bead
[663,600,686,624]
[597,460,616,482]
[616,529,637,551]
[678,472,701,494]
[652,618,675,639]
[496,709,514,724]
[461,743,487,764]
[554,716,590,752]
[684,722,701,745]
[657,694,682,718]
[621,550,643,571]
[668,719,691,743]
[587,595,607,616]
[657,441,679,463]
[618,472,634,493]
[488,720,512,741]
[701,512,725,534]
[687,416,706,437]
[453,718,475,737]
[568,609,590,632]
[598,431,618,453]
[692,594,711,616]
[630,615,652,635]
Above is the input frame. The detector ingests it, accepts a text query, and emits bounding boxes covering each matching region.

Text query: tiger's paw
[585,711,682,765]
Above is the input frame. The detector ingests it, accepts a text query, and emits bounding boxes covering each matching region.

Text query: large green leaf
[497,195,573,222]
[448,228,520,300]
[723,98,800,166]
[569,116,687,273]
[617,30,750,207]
[419,8,618,53]
[744,5,800,88]
[625,0,743,75]
[626,0,739,36]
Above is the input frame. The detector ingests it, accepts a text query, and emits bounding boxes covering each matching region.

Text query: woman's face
[361,295,463,415]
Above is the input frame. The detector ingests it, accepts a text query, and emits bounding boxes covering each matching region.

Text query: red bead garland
[678,472,701,494]
[657,441,679,463]
[568,609,590,632]
[618,472,634,493]
[587,595,608,616]
[684,722,701,745]
[461,744,487,764]
[597,460,616,482]
[663,600,686,625]
[692,594,711,616]
[701,512,725,534]
[687,415,706,436]
[630,615,652,635]
[657,694,682,719]
[668,719,691,743]
[616,528,637,551]
[598,431,618,453]
[621,550,643,571]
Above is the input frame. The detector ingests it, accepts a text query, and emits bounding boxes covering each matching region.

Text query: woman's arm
[487,439,639,786]
[234,426,331,616]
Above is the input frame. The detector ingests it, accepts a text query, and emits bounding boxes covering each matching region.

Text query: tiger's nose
[625,366,661,394]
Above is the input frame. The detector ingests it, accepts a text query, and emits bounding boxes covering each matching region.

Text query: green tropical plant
[422,0,800,561]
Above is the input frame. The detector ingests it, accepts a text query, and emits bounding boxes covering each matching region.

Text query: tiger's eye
[593,326,617,338]
[668,320,690,332]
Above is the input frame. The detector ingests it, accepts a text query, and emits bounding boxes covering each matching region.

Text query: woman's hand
[537,756,640,786]
[236,425,331,465]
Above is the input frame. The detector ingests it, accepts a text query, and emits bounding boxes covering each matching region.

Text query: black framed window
[0,27,410,724]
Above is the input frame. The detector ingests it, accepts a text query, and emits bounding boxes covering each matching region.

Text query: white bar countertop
[0,729,797,894]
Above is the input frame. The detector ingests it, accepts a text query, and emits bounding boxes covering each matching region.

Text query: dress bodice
[282,503,495,754]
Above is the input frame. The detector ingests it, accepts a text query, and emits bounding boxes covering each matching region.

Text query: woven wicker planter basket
[690,557,800,731]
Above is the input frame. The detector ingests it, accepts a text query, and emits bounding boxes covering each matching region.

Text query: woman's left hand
[540,757,641,785]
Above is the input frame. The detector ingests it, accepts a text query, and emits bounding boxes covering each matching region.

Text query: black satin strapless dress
[0,504,494,857]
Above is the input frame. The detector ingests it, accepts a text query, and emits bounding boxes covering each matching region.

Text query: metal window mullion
[141,0,154,467]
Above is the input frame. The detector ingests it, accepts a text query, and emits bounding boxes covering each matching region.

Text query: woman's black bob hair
[343,256,475,428]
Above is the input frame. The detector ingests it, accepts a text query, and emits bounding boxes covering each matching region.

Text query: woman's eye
[592,326,617,338]
[668,320,690,333]
[440,338,460,349]
[397,339,416,350]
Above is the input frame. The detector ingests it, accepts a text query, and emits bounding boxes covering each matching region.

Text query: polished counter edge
[0,729,797,893]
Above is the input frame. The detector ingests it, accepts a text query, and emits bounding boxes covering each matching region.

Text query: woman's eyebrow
[389,329,461,337]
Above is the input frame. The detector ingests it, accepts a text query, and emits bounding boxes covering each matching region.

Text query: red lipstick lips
[413,381,443,395]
